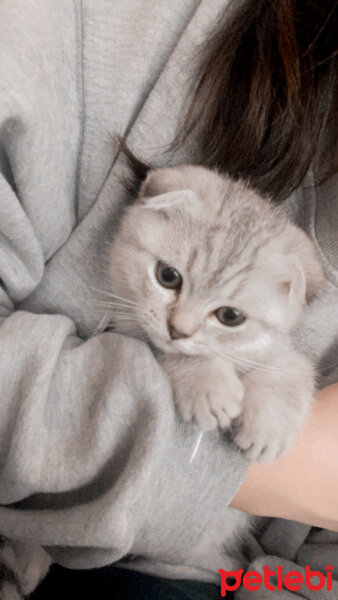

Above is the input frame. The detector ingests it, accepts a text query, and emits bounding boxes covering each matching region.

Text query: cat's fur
[109,162,323,463]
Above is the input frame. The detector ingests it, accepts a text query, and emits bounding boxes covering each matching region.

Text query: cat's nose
[168,322,190,340]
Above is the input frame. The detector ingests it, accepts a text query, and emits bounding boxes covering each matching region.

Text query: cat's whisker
[109,295,138,306]
[111,319,141,334]
[90,286,137,305]
[211,347,296,373]
[111,319,138,324]
[111,312,138,319]
[107,303,135,310]
[230,356,293,373]
[97,301,135,311]
[242,360,292,373]
[111,310,139,319]
[90,309,112,337]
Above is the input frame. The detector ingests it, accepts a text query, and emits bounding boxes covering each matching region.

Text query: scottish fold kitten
[109,156,323,463]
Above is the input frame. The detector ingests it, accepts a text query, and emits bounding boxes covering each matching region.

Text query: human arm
[230,383,338,531]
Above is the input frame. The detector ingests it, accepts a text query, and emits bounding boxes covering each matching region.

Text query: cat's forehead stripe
[186,246,198,271]
[204,228,215,259]
[207,262,253,291]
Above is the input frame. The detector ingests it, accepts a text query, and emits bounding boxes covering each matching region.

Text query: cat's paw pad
[233,406,298,463]
[177,374,244,431]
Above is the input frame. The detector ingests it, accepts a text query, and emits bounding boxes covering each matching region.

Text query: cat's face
[110,165,323,363]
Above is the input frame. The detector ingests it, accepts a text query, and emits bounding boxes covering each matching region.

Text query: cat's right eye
[215,306,246,327]
[156,261,182,290]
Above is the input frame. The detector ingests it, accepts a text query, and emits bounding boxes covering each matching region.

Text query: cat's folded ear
[139,188,200,213]
[264,224,324,306]
[139,168,185,198]
[284,225,324,303]
[116,137,203,216]
[138,169,203,217]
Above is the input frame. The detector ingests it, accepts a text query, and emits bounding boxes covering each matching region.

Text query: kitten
[108,154,324,576]
[109,158,323,463]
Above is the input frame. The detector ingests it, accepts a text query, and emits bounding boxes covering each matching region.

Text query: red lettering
[305,565,325,591]
[277,565,283,591]
[219,563,332,595]
[326,565,333,591]
[242,571,262,591]
[219,569,243,597]
[264,565,276,591]
[284,571,304,591]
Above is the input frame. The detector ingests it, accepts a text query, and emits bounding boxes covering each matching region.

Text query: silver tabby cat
[0,162,323,596]
[109,163,323,463]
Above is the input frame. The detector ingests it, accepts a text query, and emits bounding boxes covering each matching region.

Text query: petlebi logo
[219,564,333,596]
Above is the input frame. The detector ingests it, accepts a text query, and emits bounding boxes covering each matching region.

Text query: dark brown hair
[175,0,338,200]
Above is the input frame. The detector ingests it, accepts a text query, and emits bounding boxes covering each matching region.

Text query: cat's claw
[234,406,300,463]
[176,366,244,431]
[234,364,314,463]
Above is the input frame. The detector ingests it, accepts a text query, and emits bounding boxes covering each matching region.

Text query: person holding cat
[0,1,337,599]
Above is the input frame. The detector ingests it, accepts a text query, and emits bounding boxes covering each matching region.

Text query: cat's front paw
[233,352,315,463]
[234,387,312,463]
[173,359,244,431]
[234,406,292,463]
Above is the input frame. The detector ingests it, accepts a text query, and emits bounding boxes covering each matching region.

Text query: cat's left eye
[156,261,182,290]
[215,306,246,327]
